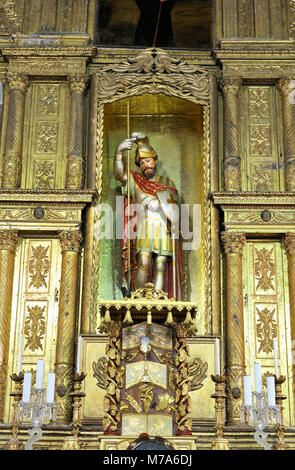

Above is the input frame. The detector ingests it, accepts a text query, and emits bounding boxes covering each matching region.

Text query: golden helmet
[132,132,157,166]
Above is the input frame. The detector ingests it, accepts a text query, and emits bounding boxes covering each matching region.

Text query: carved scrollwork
[97,48,210,105]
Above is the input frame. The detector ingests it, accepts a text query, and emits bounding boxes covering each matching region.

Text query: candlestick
[17,335,22,375]
[211,374,230,450]
[272,375,289,450]
[215,338,221,376]
[254,363,262,393]
[76,336,82,374]
[22,372,32,403]
[46,373,55,403]
[62,371,86,450]
[273,339,279,378]
[36,359,44,389]
[8,372,24,450]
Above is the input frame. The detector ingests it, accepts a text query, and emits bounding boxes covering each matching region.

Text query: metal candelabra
[211,374,230,450]
[241,389,280,450]
[18,386,56,450]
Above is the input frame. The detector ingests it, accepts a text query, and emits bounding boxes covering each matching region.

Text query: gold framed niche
[97,95,205,305]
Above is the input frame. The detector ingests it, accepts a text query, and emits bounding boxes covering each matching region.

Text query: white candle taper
[215,338,221,376]
[46,372,56,403]
[17,334,23,374]
[267,376,276,406]
[76,336,82,374]
[254,363,262,393]
[22,372,32,403]
[273,338,279,378]
[243,375,252,406]
[36,359,44,389]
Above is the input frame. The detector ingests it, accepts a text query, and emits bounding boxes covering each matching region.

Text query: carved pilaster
[173,322,193,436]
[102,320,122,435]
[221,232,246,425]
[277,78,295,191]
[2,73,29,189]
[65,74,88,190]
[221,78,242,192]
[55,230,83,423]
[0,230,18,421]
[282,233,295,407]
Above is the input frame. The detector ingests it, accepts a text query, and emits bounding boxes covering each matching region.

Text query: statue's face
[139,157,157,179]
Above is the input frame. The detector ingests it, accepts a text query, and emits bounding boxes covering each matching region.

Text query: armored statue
[113,132,183,299]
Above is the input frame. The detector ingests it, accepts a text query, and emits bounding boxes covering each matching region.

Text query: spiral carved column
[277,79,295,191]
[2,73,29,188]
[221,232,246,425]
[65,74,88,189]
[282,233,295,406]
[0,230,18,421]
[55,230,83,423]
[221,77,242,192]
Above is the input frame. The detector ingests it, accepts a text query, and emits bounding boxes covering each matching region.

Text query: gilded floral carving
[38,84,60,115]
[28,245,50,289]
[250,125,271,156]
[24,305,46,352]
[249,88,270,119]
[33,160,56,189]
[254,247,276,292]
[35,122,58,154]
[256,306,278,354]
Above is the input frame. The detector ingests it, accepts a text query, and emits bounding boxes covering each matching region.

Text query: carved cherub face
[139,157,157,179]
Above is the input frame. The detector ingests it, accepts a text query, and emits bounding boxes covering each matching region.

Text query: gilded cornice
[212,192,295,207]
[0,189,96,204]
[1,46,95,57]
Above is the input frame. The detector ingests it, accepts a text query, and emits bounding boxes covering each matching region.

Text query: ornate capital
[6,72,29,93]
[283,232,295,255]
[67,74,88,94]
[277,77,295,99]
[220,77,242,96]
[221,232,246,255]
[0,230,18,252]
[58,231,83,252]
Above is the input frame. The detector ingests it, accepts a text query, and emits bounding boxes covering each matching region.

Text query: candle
[46,372,56,403]
[267,376,276,406]
[36,359,44,389]
[273,338,279,378]
[22,372,32,403]
[243,376,252,406]
[17,334,23,374]
[254,363,262,393]
[76,336,82,374]
[215,338,221,376]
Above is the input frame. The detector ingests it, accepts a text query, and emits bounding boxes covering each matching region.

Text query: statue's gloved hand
[117,138,133,153]
[131,131,146,142]
[147,199,160,212]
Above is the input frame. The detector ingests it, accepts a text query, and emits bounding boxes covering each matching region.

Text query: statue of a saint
[113,132,183,299]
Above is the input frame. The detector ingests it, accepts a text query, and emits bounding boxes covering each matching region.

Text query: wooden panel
[21,81,69,189]
[243,241,294,425]
[241,85,284,191]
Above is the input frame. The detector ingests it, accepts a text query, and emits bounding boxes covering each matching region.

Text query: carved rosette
[2,73,29,188]
[277,78,295,191]
[221,232,246,424]
[221,77,242,192]
[103,321,122,435]
[65,74,88,190]
[173,323,193,435]
[55,231,82,422]
[0,230,18,420]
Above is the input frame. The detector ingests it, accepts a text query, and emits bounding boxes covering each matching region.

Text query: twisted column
[0,230,18,421]
[282,233,295,406]
[55,230,83,423]
[277,79,295,191]
[65,74,88,189]
[221,232,246,424]
[2,73,29,188]
[221,78,242,191]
